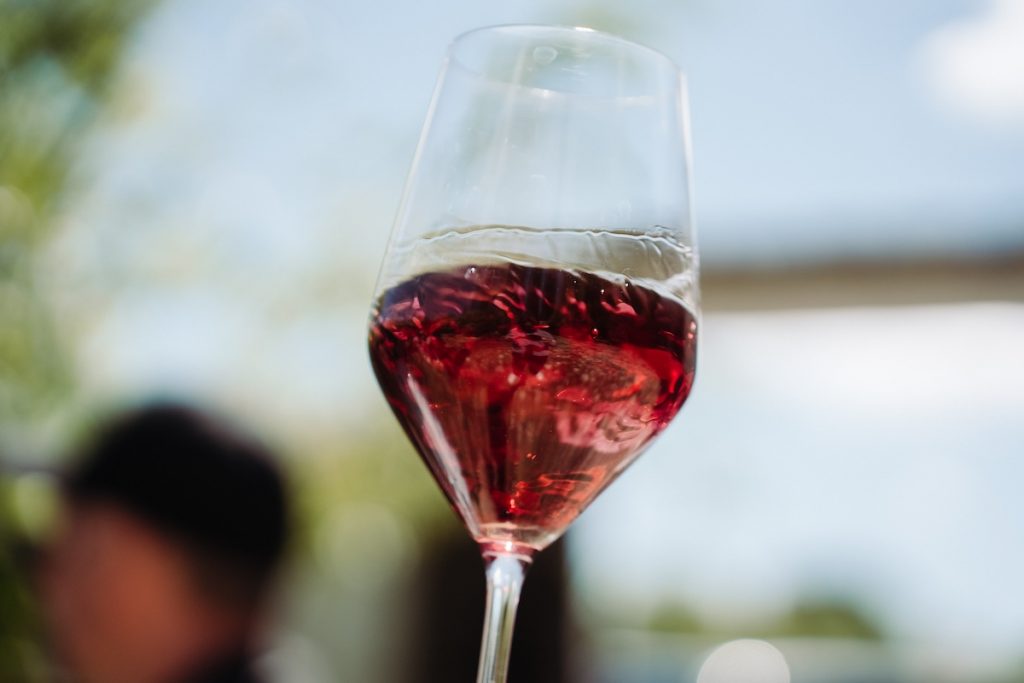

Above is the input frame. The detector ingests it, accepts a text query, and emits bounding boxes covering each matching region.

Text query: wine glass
[367,25,698,683]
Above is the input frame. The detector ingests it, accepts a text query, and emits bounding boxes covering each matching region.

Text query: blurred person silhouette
[408,529,576,683]
[39,404,290,683]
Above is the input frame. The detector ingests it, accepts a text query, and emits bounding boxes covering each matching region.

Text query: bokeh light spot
[697,639,791,683]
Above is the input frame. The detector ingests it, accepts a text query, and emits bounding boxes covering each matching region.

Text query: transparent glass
[367,24,698,683]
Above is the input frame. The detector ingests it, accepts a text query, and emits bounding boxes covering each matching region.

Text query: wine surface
[368,263,697,552]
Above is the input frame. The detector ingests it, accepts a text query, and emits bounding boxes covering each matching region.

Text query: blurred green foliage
[647,602,705,634]
[1,0,156,679]
[770,598,883,640]
[1,0,153,423]
[0,478,46,682]
[646,596,884,641]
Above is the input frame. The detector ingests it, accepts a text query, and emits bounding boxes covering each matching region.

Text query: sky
[36,0,1024,676]
[53,0,1024,275]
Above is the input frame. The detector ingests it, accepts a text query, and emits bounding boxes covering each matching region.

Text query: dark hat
[65,404,289,590]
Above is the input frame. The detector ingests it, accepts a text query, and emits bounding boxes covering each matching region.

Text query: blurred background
[2,0,1023,681]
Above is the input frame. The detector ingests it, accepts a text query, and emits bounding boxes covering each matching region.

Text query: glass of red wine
[367,25,698,683]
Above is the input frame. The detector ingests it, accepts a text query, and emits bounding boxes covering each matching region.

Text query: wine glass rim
[449,23,684,79]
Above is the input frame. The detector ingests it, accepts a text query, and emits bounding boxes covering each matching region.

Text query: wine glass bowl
[367,24,698,683]
[369,250,697,554]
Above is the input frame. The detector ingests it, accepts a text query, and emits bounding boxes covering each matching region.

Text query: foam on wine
[368,263,696,552]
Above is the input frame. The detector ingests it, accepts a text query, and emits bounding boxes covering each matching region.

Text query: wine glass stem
[476,550,532,683]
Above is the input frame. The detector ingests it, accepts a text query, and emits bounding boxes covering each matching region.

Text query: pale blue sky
[72,0,1024,271]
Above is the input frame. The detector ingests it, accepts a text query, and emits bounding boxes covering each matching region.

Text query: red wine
[368,263,697,552]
